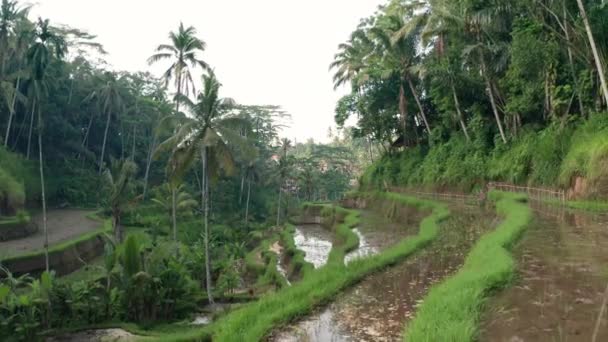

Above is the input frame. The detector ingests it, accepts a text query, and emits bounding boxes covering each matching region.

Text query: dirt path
[0,209,101,258]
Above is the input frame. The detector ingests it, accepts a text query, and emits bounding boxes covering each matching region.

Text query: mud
[272,204,494,341]
[480,205,608,341]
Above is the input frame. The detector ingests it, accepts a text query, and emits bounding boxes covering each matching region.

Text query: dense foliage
[334,0,608,197]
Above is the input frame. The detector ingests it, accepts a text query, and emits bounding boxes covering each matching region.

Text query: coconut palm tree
[151,183,197,243]
[147,22,209,113]
[26,17,66,272]
[84,72,126,173]
[156,72,252,304]
[275,138,292,226]
[103,158,137,243]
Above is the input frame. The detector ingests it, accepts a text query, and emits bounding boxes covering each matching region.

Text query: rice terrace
[1,0,608,341]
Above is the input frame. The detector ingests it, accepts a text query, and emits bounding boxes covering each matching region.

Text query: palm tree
[371,12,432,138]
[156,72,251,304]
[275,138,292,226]
[151,183,197,243]
[147,22,209,113]
[575,0,608,107]
[26,17,66,272]
[103,158,137,243]
[84,72,126,173]
[1,0,31,147]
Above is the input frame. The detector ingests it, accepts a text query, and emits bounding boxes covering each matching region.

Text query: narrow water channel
[272,204,495,341]
[480,204,608,341]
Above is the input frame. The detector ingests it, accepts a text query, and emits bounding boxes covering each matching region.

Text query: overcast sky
[28,0,384,143]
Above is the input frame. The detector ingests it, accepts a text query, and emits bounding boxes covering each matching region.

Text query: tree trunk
[239,173,245,205]
[201,147,214,304]
[142,133,158,200]
[113,214,123,243]
[99,110,112,174]
[407,75,431,135]
[131,125,136,161]
[276,186,282,227]
[37,107,49,272]
[81,114,95,148]
[4,76,20,147]
[245,177,251,224]
[398,82,408,140]
[367,136,374,163]
[171,185,177,243]
[479,51,507,143]
[175,73,183,114]
[26,100,36,160]
[451,84,471,141]
[563,1,586,116]
[576,0,608,107]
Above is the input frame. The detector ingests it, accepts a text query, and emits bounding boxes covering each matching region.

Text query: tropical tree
[147,22,209,113]
[275,138,292,226]
[26,17,66,272]
[151,183,197,243]
[84,72,126,173]
[103,159,137,243]
[156,72,251,304]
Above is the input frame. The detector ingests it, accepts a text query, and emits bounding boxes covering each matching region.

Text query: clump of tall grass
[404,191,531,341]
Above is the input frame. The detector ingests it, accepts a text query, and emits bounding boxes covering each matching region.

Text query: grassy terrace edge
[0,211,109,263]
[404,190,532,341]
[153,192,449,342]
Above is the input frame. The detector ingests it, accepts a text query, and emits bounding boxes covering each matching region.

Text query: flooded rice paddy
[293,224,334,268]
[273,204,495,341]
[480,204,608,341]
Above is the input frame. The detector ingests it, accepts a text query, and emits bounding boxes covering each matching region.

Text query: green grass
[404,190,532,341]
[154,191,448,342]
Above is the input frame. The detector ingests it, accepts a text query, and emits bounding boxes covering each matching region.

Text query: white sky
[28,0,384,143]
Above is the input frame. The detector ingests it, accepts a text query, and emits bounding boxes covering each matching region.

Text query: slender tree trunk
[201,147,214,304]
[576,0,608,107]
[4,76,20,147]
[143,133,158,199]
[407,75,431,135]
[26,100,36,160]
[171,185,177,243]
[37,107,49,272]
[276,186,282,227]
[81,114,95,148]
[367,136,374,163]
[398,82,408,141]
[131,125,136,161]
[99,110,112,174]
[239,173,245,205]
[245,177,251,224]
[175,73,183,114]
[479,51,507,143]
[563,1,586,116]
[451,84,471,141]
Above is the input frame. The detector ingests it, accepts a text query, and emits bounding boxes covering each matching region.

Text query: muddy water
[294,224,334,268]
[273,205,494,342]
[480,205,608,342]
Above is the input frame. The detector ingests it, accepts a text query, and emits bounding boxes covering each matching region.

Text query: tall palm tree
[371,12,432,138]
[156,72,251,304]
[151,183,197,243]
[84,72,126,173]
[275,138,292,227]
[103,159,137,243]
[26,17,66,272]
[575,0,608,107]
[147,23,209,113]
[1,0,31,147]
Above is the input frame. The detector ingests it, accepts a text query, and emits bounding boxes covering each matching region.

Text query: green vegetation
[362,116,608,195]
[280,224,314,279]
[157,192,447,341]
[404,191,532,341]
